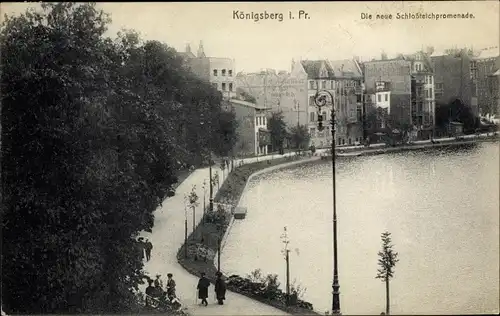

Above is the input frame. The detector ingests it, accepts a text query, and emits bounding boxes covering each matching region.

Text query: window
[222,69,226,76]
[308,95,315,106]
[430,88,433,97]
[425,76,428,84]
[385,94,388,102]
[228,70,233,76]
[309,80,316,90]
[322,80,327,89]
[310,112,315,122]
[213,69,218,76]
[222,83,226,91]
[229,83,233,91]
[356,94,362,102]
[378,94,381,102]
[264,117,267,126]
[322,111,327,120]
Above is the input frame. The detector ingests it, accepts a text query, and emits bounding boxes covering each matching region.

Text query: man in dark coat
[166,273,176,299]
[214,272,227,305]
[138,237,145,261]
[145,279,155,307]
[144,239,153,261]
[197,272,210,306]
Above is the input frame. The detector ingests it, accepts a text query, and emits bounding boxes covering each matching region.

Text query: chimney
[197,40,205,58]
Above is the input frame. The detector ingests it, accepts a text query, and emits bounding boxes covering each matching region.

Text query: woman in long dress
[197,272,210,306]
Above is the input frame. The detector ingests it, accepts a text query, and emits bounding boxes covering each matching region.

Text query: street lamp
[314,89,341,315]
[200,113,214,213]
[202,179,207,219]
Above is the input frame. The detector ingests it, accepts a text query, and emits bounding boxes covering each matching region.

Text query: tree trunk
[385,277,390,315]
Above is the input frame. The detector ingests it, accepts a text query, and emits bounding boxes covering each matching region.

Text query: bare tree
[376,231,399,315]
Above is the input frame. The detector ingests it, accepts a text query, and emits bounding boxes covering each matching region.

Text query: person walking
[214,272,227,305]
[166,273,176,299]
[197,272,210,306]
[138,237,146,261]
[145,279,155,307]
[154,274,163,289]
[144,239,153,261]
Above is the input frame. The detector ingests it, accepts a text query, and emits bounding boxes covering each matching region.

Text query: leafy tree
[268,111,288,153]
[376,231,399,315]
[435,99,479,133]
[289,125,310,152]
[213,110,239,159]
[235,87,257,103]
[1,3,234,314]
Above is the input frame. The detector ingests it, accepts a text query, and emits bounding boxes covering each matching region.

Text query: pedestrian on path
[197,272,210,306]
[144,239,153,261]
[145,279,155,307]
[154,274,163,289]
[138,237,146,261]
[166,273,176,299]
[214,272,227,305]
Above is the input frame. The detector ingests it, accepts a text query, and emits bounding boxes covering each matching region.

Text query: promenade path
[140,153,296,315]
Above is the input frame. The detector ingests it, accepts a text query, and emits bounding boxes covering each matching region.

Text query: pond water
[221,142,499,315]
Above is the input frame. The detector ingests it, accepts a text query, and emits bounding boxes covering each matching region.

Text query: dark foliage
[435,99,479,133]
[268,111,288,152]
[1,3,236,313]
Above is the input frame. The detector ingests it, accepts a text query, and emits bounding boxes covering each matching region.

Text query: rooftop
[300,60,335,78]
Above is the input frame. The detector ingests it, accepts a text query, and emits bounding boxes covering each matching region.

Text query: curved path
[141,154,296,315]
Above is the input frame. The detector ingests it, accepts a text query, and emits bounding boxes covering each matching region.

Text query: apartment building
[180,41,237,100]
[430,49,475,115]
[228,99,271,156]
[292,58,364,147]
[471,47,500,115]
[234,69,309,128]
[363,52,435,130]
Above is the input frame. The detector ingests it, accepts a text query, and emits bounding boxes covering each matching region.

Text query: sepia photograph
[1,1,499,315]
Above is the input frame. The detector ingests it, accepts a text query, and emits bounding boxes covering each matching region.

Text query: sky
[2,1,499,73]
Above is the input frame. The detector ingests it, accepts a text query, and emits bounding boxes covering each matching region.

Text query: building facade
[228,99,271,157]
[363,58,413,126]
[487,70,500,114]
[430,49,475,115]
[292,59,364,148]
[234,69,309,128]
[180,41,237,100]
[472,47,500,115]
[363,52,435,132]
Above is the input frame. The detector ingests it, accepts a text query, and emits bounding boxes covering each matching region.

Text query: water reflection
[222,143,499,315]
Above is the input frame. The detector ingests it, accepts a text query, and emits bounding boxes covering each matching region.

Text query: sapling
[376,231,399,315]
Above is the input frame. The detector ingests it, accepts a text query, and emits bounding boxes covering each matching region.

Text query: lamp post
[201,113,214,213]
[314,89,341,315]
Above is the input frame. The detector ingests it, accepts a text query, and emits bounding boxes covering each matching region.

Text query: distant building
[180,41,236,100]
[363,51,435,132]
[234,68,308,128]
[488,69,500,115]
[363,58,413,126]
[228,99,271,156]
[430,49,475,115]
[292,58,364,148]
[472,47,500,115]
